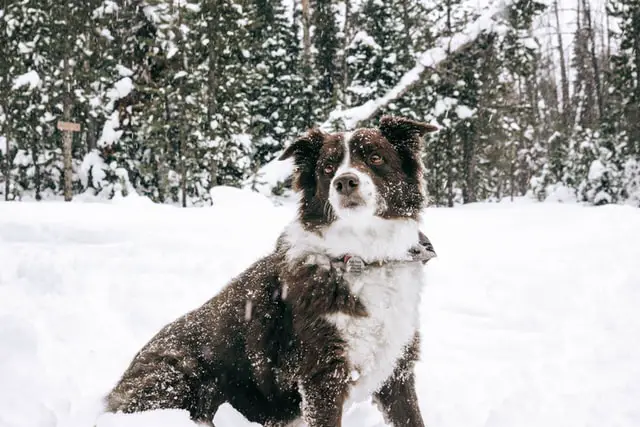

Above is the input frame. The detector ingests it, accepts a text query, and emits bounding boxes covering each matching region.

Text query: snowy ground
[1,189,640,427]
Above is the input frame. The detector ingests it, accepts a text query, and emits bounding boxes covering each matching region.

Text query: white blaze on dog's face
[279,116,438,229]
[327,131,379,220]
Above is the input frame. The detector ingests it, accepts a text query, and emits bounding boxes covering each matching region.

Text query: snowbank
[209,185,275,211]
[544,182,578,203]
[243,156,294,196]
[1,198,640,427]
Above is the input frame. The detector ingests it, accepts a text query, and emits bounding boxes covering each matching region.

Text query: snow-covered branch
[246,0,511,194]
[320,1,509,131]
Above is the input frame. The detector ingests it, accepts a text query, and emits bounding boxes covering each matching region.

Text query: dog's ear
[280,129,326,192]
[279,128,325,165]
[379,116,438,150]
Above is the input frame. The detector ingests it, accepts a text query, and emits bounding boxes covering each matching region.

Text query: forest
[1,0,639,207]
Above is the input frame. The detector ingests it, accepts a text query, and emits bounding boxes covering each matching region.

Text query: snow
[209,185,274,212]
[12,70,41,91]
[233,133,253,150]
[92,1,120,19]
[522,36,538,50]
[95,405,259,427]
[99,28,114,41]
[79,149,108,191]
[116,65,134,78]
[455,105,476,119]
[544,182,578,203]
[97,111,123,147]
[1,194,640,427]
[173,71,188,80]
[349,30,382,51]
[623,159,640,207]
[0,136,6,154]
[588,159,606,181]
[110,77,134,101]
[243,156,294,195]
[593,190,612,205]
[434,97,457,117]
[95,409,197,427]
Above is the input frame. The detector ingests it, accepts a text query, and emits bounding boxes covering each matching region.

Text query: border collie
[105,116,438,427]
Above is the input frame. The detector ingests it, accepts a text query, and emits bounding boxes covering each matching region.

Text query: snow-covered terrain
[1,190,640,427]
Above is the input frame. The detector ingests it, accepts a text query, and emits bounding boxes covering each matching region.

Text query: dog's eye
[369,154,383,165]
[324,164,335,175]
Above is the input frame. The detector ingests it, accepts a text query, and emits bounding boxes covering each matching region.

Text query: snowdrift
[1,193,640,427]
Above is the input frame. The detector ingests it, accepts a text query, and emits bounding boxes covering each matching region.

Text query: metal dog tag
[345,256,365,274]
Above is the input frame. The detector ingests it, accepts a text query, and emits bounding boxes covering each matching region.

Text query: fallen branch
[321,0,509,131]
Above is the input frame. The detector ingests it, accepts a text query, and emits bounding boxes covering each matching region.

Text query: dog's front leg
[374,369,424,427]
[373,335,425,427]
[298,367,349,427]
[283,252,354,426]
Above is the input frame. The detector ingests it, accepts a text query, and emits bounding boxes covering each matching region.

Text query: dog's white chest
[326,263,424,406]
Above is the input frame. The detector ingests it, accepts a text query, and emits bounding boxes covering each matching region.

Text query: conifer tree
[345,0,411,107]
[311,0,341,119]
[247,0,304,171]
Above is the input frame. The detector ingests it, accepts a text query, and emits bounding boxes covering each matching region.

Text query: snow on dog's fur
[105,116,437,427]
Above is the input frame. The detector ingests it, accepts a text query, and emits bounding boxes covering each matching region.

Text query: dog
[105,116,438,427]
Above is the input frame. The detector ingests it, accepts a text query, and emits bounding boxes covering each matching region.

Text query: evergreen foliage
[0,0,638,207]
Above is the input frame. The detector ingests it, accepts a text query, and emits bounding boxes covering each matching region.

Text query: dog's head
[280,116,437,229]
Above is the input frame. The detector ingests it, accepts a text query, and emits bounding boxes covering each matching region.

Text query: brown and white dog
[105,116,438,427]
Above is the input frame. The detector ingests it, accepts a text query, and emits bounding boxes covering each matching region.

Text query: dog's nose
[334,173,360,196]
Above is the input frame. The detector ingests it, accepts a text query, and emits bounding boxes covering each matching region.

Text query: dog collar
[335,249,436,275]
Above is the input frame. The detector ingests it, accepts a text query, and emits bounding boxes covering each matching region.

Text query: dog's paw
[304,253,332,271]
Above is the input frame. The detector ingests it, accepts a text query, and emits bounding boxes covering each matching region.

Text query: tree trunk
[445,0,454,208]
[86,111,97,151]
[446,132,454,208]
[180,134,187,208]
[633,7,640,154]
[510,143,516,201]
[581,0,604,121]
[462,134,476,204]
[63,54,73,202]
[84,33,96,151]
[31,134,41,201]
[301,0,311,66]
[177,4,188,208]
[341,0,351,104]
[401,0,412,57]
[554,0,570,127]
[301,0,314,125]
[207,0,220,188]
[3,132,9,201]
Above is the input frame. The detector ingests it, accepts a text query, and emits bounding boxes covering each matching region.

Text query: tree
[344,0,414,108]
[311,0,342,119]
[246,0,304,172]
